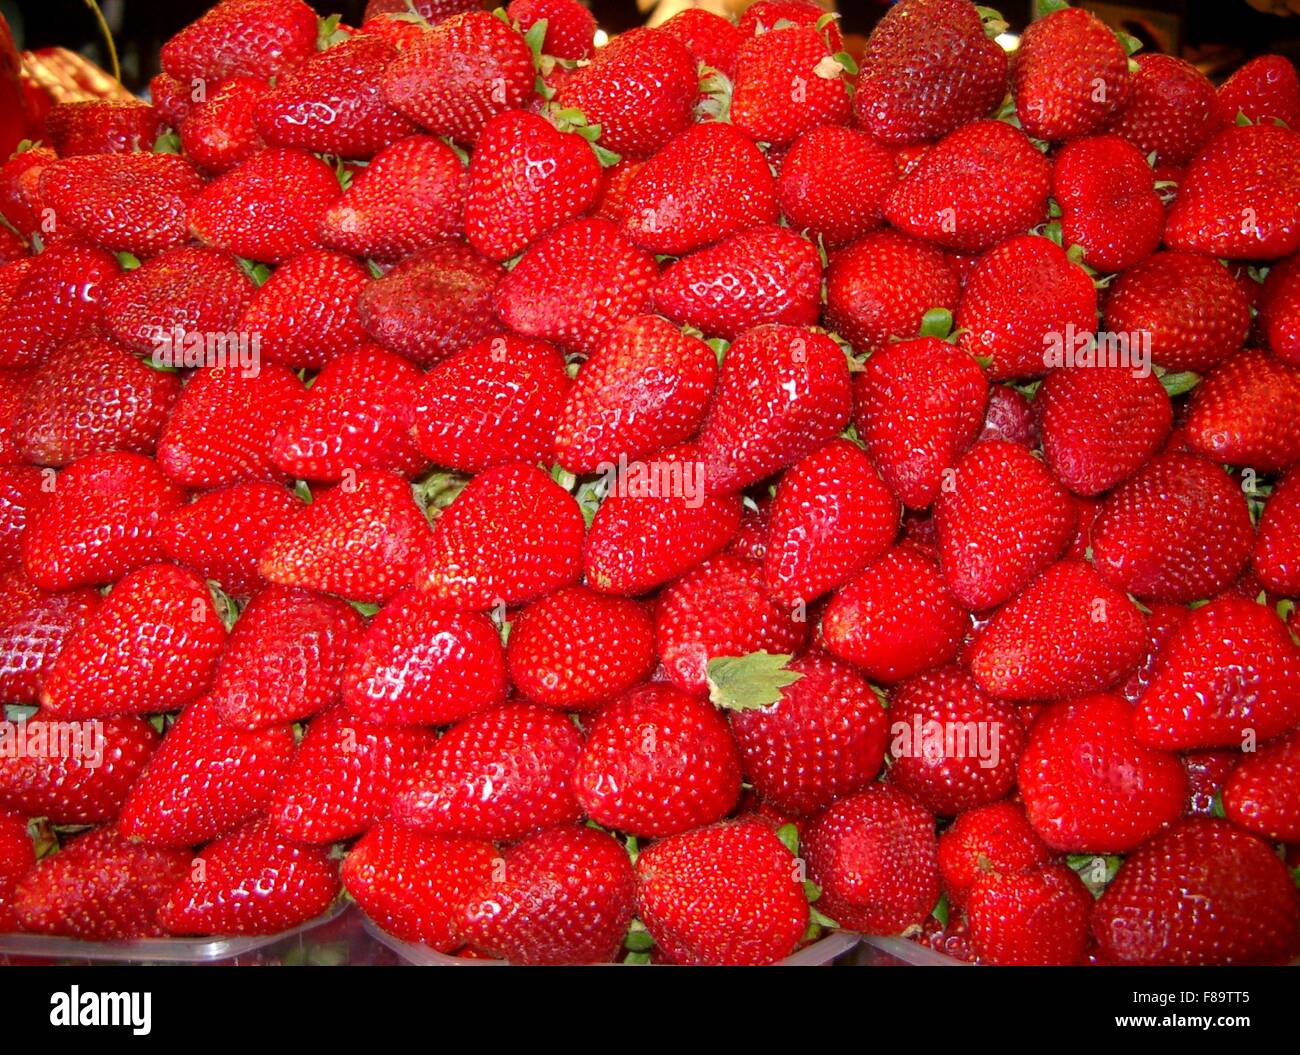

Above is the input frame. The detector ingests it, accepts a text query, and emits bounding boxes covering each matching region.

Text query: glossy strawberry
[179,75,268,174]
[1222,730,1300,843]
[659,8,742,77]
[0,243,118,369]
[1185,349,1300,472]
[967,862,1092,966]
[777,126,896,247]
[1255,467,1300,594]
[0,811,33,931]
[1053,134,1163,273]
[0,587,99,704]
[1216,54,1300,129]
[730,25,852,147]
[936,800,1051,910]
[161,0,318,84]
[44,100,164,157]
[0,466,47,570]
[508,0,595,60]
[1258,254,1300,366]
[1105,52,1218,166]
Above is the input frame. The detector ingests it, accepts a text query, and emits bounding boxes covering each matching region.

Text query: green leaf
[706,652,803,711]
[591,143,621,168]
[292,479,314,504]
[624,920,655,952]
[918,307,953,340]
[1158,370,1201,397]
[235,257,271,286]
[623,951,652,965]
[549,464,577,491]
[976,5,1009,38]
[316,13,348,50]
[1033,0,1071,18]
[207,581,240,632]
[831,51,859,76]
[114,251,141,271]
[1067,853,1122,898]
[931,893,950,928]
[1041,219,1063,247]
[349,601,380,618]
[803,880,821,904]
[411,470,470,513]
[776,823,800,857]
[523,18,548,65]
[1210,791,1226,819]
[1115,29,1143,56]
[809,906,838,930]
[151,129,182,155]
[706,337,729,366]
[1235,111,1253,127]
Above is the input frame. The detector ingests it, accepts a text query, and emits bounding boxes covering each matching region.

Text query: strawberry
[178,75,268,174]
[937,800,1051,910]
[1102,251,1250,373]
[411,334,568,473]
[0,716,156,825]
[392,703,583,841]
[10,827,190,941]
[1036,363,1172,496]
[653,225,823,341]
[260,470,430,604]
[1090,452,1254,604]
[507,0,595,60]
[1104,52,1218,166]
[506,585,656,711]
[101,246,256,356]
[0,466,46,569]
[156,363,306,489]
[1164,123,1300,260]
[821,544,968,683]
[160,0,318,84]
[0,243,118,369]
[854,0,1007,144]
[161,483,304,597]
[1216,54,1300,129]
[737,0,835,39]
[22,451,185,591]
[1135,596,1300,750]
[956,234,1098,381]
[1185,349,1300,472]
[159,818,339,936]
[150,71,194,126]
[272,343,426,479]
[935,440,1076,610]
[381,11,535,144]
[461,826,635,965]
[622,122,777,256]
[659,8,742,78]
[358,240,504,366]
[695,325,851,494]
[0,811,33,931]
[555,27,696,158]
[1258,254,1300,366]
[574,683,742,837]
[853,335,987,509]
[882,121,1052,253]
[363,0,479,23]
[255,33,417,158]
[583,444,742,595]
[1010,5,1130,141]
[0,587,99,704]
[763,439,898,606]
[464,109,601,263]
[804,784,940,935]
[0,147,54,241]
[0,369,34,465]
[322,134,467,261]
[655,555,808,695]
[188,147,343,263]
[418,462,583,608]
[13,334,181,466]
[777,126,897,248]
[1119,600,1189,705]
[1255,466,1300,594]
[44,100,165,157]
[729,25,852,148]
[1093,818,1300,965]
[1052,134,1164,273]
[970,561,1146,700]
[978,385,1037,448]
[1223,729,1300,843]
[342,588,507,726]
[967,862,1092,966]
[634,819,808,966]
[495,217,657,355]
[343,821,498,950]
[722,652,888,816]
[553,315,715,475]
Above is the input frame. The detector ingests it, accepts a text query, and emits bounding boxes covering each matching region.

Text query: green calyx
[316,13,349,50]
[1032,0,1071,19]
[706,652,803,712]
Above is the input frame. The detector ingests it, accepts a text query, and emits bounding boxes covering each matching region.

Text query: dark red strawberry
[777,126,897,247]
[937,800,1051,910]
[1185,349,1300,472]
[179,75,268,174]
[1222,729,1300,844]
[967,862,1092,966]
[0,243,118,369]
[1053,134,1163,273]
[44,99,164,157]
[1258,254,1300,366]
[0,466,46,570]
[1255,466,1300,594]
[730,25,852,148]
[1119,600,1189,705]
[0,369,35,465]
[0,810,33,931]
[1216,53,1300,129]
[160,0,318,84]
[0,587,99,704]
[1105,52,1218,166]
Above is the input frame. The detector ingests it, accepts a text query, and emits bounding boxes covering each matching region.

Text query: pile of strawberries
[0,0,1298,967]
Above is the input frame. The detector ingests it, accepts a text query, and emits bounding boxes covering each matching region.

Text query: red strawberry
[161,0,318,84]
[189,147,342,263]
[11,827,190,940]
[555,27,696,158]
[1255,466,1300,594]
[737,0,836,39]
[411,334,568,473]
[1103,251,1250,374]
[0,587,99,704]
[854,0,1007,144]
[507,0,595,60]
[358,240,503,366]
[392,703,583,840]
[635,818,808,966]
[1093,818,1300,965]
[730,25,852,148]
[695,325,851,494]
[272,344,425,479]
[821,544,968,683]
[381,11,535,144]
[322,134,467,261]
[0,369,35,465]
[853,335,987,509]
[659,8,742,77]
[574,683,741,837]
[44,100,165,157]
[1223,729,1300,843]
[159,818,339,936]
[0,147,54,241]
[1135,596,1300,750]
[1105,52,1218,166]
[342,587,507,726]
[0,466,47,569]
[776,126,896,247]
[937,800,1051,910]
[22,451,185,591]
[0,243,118,369]
[967,862,1092,966]
[722,651,888,816]
[0,716,156,825]
[13,334,181,466]
[1010,6,1130,141]
[462,826,635,965]
[260,470,430,603]
[1216,54,1300,129]
[1120,600,1189,704]
[978,384,1037,448]
[1090,452,1254,604]
[883,121,1052,253]
[1164,123,1300,260]
[179,75,268,174]
[1053,134,1163,273]
[342,821,498,950]
[363,0,479,23]
[1258,254,1300,366]
[506,585,655,711]
[418,463,583,609]
[1185,349,1300,472]
[935,440,1076,610]
[0,810,33,931]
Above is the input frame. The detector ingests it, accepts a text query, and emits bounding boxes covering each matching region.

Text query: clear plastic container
[857,934,969,966]
[361,913,860,966]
